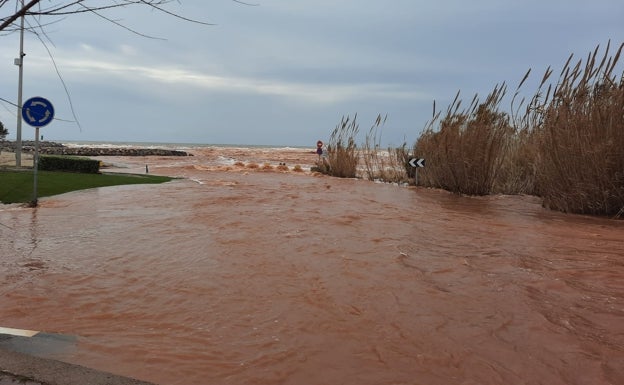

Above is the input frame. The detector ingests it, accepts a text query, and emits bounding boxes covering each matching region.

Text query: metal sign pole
[409,157,425,186]
[32,126,39,205]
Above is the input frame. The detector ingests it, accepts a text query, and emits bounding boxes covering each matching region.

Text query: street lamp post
[15,0,26,167]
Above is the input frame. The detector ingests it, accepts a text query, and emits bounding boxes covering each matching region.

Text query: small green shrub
[39,155,100,173]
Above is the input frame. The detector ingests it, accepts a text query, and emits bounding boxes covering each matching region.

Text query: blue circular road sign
[22,96,55,127]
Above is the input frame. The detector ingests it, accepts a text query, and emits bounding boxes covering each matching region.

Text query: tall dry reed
[325,115,359,178]
[518,42,624,216]
[361,114,411,184]
[414,86,513,195]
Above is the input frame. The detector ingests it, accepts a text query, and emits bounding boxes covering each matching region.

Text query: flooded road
[1,147,623,384]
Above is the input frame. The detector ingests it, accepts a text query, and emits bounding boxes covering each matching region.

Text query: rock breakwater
[0,141,191,157]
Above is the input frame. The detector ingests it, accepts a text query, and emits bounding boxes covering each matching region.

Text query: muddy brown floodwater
[1,146,623,385]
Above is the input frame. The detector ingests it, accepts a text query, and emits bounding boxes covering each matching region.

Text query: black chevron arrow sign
[409,158,425,168]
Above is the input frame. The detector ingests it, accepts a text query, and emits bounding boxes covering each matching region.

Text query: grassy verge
[0,169,173,204]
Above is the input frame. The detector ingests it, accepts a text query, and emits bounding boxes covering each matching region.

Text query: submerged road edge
[0,347,157,385]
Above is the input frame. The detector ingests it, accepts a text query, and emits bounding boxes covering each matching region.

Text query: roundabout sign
[21,96,55,206]
[22,96,55,127]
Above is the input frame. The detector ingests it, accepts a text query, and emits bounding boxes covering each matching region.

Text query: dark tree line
[0,120,8,140]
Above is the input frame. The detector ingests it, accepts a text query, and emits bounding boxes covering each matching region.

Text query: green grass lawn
[0,169,173,204]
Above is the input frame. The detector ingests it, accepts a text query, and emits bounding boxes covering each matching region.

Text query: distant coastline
[58,140,311,151]
[0,139,316,158]
[1,138,315,154]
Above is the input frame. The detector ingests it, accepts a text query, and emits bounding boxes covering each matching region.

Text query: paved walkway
[0,372,45,385]
[0,151,33,167]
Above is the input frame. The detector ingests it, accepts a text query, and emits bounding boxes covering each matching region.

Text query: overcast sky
[1,0,623,147]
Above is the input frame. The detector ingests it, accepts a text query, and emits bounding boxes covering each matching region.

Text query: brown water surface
[1,147,623,385]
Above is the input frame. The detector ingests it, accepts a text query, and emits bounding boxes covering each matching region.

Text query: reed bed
[324,42,624,218]
[318,114,410,183]
[414,86,513,195]
[528,43,623,216]
[323,115,360,178]
[361,114,411,184]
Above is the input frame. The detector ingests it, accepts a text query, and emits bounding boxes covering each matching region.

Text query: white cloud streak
[23,45,431,104]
